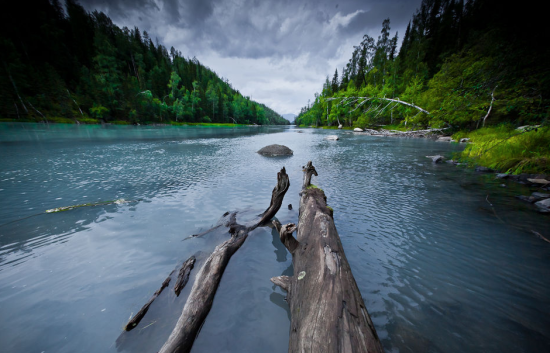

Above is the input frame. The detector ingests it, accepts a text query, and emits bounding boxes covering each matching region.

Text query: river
[0,123,549,353]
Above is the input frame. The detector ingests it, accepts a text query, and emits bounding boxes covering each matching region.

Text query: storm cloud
[79,0,422,115]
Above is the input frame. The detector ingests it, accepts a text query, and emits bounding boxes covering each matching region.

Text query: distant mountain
[282,114,297,123]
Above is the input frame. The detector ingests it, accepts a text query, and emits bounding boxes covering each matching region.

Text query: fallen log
[272,161,384,353]
[124,271,174,332]
[174,256,196,296]
[159,167,290,353]
[124,254,197,331]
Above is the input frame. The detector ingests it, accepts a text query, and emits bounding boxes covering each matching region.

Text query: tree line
[295,0,549,131]
[0,0,289,125]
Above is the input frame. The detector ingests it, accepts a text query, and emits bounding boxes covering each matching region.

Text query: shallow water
[0,123,549,353]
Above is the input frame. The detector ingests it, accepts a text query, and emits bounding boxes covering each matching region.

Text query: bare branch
[482,85,498,127]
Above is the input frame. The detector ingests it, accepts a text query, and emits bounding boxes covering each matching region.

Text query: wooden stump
[272,161,384,353]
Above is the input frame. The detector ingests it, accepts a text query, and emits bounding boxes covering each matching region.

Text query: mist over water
[0,123,549,353]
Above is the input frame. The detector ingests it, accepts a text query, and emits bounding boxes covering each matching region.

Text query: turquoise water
[0,123,549,353]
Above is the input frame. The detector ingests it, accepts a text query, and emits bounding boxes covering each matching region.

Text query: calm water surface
[0,123,549,353]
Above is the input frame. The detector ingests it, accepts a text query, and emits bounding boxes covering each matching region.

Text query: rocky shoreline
[329,127,549,213]
[424,153,550,213]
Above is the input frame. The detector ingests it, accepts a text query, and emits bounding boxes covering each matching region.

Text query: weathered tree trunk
[124,255,197,332]
[272,161,384,353]
[159,167,290,353]
[482,85,497,127]
[124,271,174,332]
[174,256,196,296]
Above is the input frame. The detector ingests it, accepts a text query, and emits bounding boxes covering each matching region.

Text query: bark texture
[174,256,196,296]
[272,161,384,353]
[159,167,290,353]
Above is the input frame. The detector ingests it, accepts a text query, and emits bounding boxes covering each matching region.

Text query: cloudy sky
[79,0,422,116]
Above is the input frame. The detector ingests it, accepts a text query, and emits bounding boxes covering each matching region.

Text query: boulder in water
[436,136,453,142]
[426,155,444,163]
[527,178,550,185]
[257,144,293,156]
[353,127,364,132]
[475,166,494,173]
[325,135,339,141]
[532,192,550,201]
[535,198,550,213]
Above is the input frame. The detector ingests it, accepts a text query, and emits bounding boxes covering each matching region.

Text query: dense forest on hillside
[295,0,549,131]
[0,0,288,125]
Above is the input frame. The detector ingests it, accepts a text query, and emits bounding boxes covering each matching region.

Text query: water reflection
[0,123,549,353]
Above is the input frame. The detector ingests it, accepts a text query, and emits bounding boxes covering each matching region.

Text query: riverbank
[451,125,550,175]
[306,123,550,175]
[0,117,255,128]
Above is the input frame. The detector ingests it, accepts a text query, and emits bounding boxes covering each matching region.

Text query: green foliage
[296,0,549,132]
[47,117,76,124]
[306,184,323,191]
[89,104,109,120]
[294,0,549,172]
[0,1,288,126]
[458,126,550,174]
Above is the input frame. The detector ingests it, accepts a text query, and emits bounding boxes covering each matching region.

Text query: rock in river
[475,166,494,173]
[354,127,364,132]
[535,198,550,213]
[325,135,339,141]
[426,155,444,163]
[257,144,293,156]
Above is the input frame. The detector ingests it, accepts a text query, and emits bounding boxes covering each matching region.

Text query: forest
[0,0,289,125]
[295,0,549,173]
[296,0,548,130]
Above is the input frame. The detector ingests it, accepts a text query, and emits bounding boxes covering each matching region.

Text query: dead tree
[481,85,498,128]
[159,167,290,353]
[124,272,173,332]
[124,255,196,332]
[174,256,196,296]
[327,96,429,115]
[272,161,384,353]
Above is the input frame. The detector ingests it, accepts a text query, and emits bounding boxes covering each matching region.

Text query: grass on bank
[453,125,550,174]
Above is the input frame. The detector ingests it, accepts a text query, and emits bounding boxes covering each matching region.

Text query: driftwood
[174,256,196,296]
[272,161,384,353]
[327,96,430,115]
[159,167,290,353]
[124,255,196,331]
[124,271,174,332]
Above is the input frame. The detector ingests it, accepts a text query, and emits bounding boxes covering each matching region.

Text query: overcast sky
[79,0,422,115]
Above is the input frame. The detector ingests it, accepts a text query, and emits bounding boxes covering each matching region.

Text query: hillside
[0,0,288,125]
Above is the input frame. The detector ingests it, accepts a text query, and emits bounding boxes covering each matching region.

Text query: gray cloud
[79,0,422,114]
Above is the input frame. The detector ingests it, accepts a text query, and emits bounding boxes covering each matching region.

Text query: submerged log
[124,271,174,332]
[272,161,384,353]
[124,255,197,331]
[174,256,196,296]
[159,167,290,353]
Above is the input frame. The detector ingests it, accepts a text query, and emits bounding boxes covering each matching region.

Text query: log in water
[272,161,384,353]
[159,167,290,353]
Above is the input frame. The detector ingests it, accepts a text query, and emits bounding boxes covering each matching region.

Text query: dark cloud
[80,0,419,60]
[78,0,422,114]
